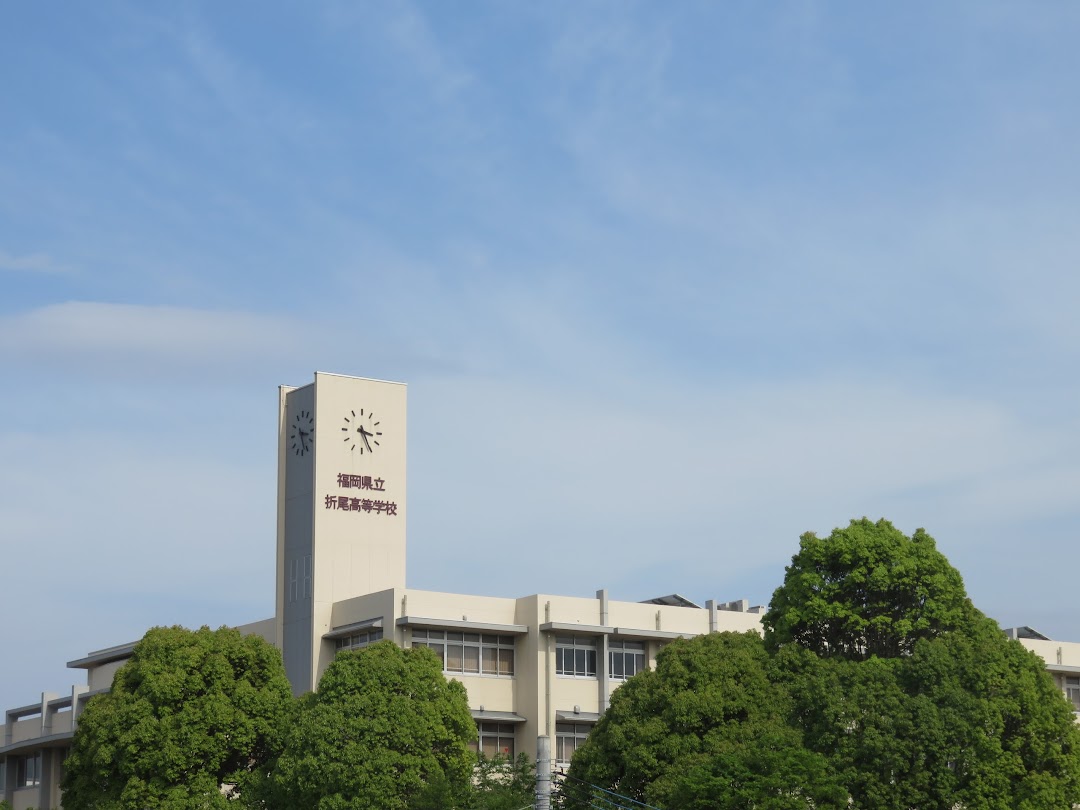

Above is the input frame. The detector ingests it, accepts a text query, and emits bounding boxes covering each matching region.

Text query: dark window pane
[464,645,480,673]
[447,643,464,672]
[482,647,498,675]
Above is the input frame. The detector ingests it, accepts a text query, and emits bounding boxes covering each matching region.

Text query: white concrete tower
[275,372,407,693]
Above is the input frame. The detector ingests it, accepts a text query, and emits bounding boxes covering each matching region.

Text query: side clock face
[342,408,382,454]
[290,409,314,456]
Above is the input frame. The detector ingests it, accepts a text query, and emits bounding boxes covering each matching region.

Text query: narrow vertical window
[288,559,299,603]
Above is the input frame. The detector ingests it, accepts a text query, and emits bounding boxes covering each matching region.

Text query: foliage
[566,631,846,810]
[570,517,1080,810]
[466,753,536,810]
[60,625,292,810]
[762,518,975,659]
[260,640,476,810]
[777,618,1080,809]
[411,753,535,810]
[767,518,1080,809]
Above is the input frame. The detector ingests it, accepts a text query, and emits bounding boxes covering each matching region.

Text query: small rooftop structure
[640,594,702,609]
[1004,626,1052,641]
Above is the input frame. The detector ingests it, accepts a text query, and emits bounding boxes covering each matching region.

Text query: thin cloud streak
[0,302,307,374]
[0,250,73,275]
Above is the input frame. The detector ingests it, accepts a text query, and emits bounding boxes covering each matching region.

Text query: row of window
[412,629,517,676]
[335,627,383,651]
[470,721,592,763]
[333,628,652,681]
[554,637,645,679]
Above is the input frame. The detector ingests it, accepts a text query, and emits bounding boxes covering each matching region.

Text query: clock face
[290,409,314,456]
[342,408,382,454]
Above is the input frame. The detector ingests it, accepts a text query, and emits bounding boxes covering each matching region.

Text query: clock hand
[357,426,373,452]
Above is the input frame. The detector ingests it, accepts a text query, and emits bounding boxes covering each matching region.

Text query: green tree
[261,640,476,810]
[762,518,975,659]
[412,753,535,810]
[768,518,1080,809]
[60,625,292,810]
[466,753,536,810]
[566,632,846,810]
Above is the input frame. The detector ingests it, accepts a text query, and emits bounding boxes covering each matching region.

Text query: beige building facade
[3,372,1079,809]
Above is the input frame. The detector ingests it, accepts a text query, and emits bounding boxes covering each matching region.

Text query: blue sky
[2,1,1080,708]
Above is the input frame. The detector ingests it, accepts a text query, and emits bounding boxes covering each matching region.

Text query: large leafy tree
[565,632,847,810]
[571,518,1080,810]
[776,619,1080,809]
[767,518,1080,809]
[61,625,292,810]
[259,640,475,810]
[762,518,975,659]
[412,753,536,810]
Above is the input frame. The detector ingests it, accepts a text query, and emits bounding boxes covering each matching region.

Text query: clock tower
[275,372,407,693]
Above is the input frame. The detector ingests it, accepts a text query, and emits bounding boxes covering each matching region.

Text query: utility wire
[553,773,661,810]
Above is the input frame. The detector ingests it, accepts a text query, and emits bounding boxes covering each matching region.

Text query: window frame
[16,751,42,788]
[335,627,384,652]
[412,629,516,677]
[555,636,598,678]
[1066,675,1080,711]
[555,722,593,764]
[608,639,646,680]
[471,721,516,759]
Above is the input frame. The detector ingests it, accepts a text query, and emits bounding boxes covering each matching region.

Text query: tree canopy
[762,517,975,659]
[566,631,846,810]
[258,640,476,810]
[767,518,1080,809]
[60,625,292,810]
[569,518,1080,810]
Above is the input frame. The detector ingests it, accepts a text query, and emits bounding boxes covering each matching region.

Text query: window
[16,751,42,788]
[1066,676,1080,711]
[556,636,597,677]
[555,723,592,763]
[609,640,645,680]
[412,630,515,676]
[335,627,383,652]
[471,722,516,759]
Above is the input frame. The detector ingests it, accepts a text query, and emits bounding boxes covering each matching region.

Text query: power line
[553,771,662,810]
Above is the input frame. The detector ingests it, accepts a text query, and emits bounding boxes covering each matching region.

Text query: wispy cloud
[0,250,73,274]
[0,302,307,377]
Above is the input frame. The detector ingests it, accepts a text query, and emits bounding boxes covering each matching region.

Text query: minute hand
[358,426,373,452]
